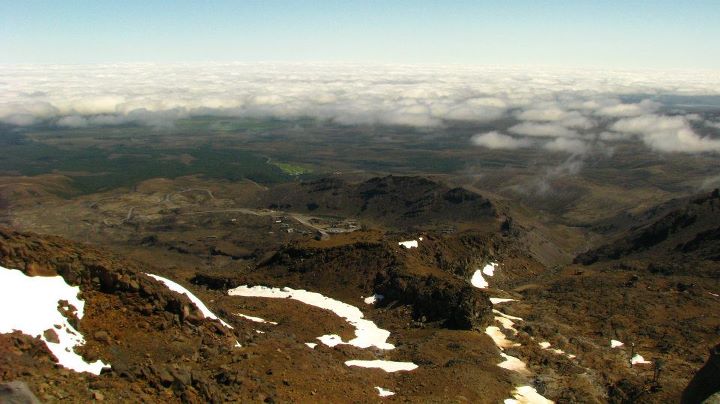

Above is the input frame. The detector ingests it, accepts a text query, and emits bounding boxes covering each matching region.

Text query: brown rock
[94,330,111,343]
[43,329,59,344]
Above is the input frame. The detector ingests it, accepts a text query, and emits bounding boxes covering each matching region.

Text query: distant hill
[261,175,498,230]
[575,189,720,274]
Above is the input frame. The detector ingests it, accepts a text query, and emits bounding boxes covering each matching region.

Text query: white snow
[255,330,265,334]
[504,385,554,404]
[498,353,529,374]
[234,341,242,348]
[483,262,498,277]
[611,339,624,348]
[631,354,652,365]
[496,316,517,333]
[363,294,384,305]
[345,359,418,372]
[146,274,232,329]
[317,334,344,347]
[485,326,519,348]
[494,310,523,321]
[493,311,521,333]
[471,270,489,288]
[490,298,516,305]
[0,266,110,375]
[398,240,418,249]
[471,262,499,289]
[305,342,317,349]
[375,387,396,397]
[228,285,395,350]
[539,341,575,359]
[709,292,719,297]
[235,313,278,325]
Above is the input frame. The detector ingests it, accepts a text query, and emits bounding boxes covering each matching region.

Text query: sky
[1,0,720,69]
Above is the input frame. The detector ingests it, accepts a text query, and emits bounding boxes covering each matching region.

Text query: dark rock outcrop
[575,189,720,270]
[682,343,720,404]
[0,381,41,404]
[261,175,498,230]
[250,238,494,329]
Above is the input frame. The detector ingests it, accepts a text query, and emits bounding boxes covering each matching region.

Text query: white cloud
[57,115,88,128]
[470,131,534,149]
[509,122,578,138]
[598,131,634,141]
[595,99,660,117]
[542,138,588,154]
[1,63,720,155]
[1,114,37,126]
[516,105,569,121]
[516,105,592,127]
[611,114,720,153]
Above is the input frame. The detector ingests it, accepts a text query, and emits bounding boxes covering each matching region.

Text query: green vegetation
[0,137,289,195]
[272,161,313,175]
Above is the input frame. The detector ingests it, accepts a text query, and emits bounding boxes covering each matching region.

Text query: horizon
[2,1,720,69]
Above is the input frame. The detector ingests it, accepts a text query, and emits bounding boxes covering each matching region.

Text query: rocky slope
[193,232,505,330]
[0,226,524,403]
[576,189,720,274]
[2,175,719,403]
[261,175,499,230]
[682,343,720,403]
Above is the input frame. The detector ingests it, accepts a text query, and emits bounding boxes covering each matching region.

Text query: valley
[1,116,719,403]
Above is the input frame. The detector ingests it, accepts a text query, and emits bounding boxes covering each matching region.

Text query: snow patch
[375,387,396,397]
[146,274,232,329]
[483,262,498,276]
[631,354,652,365]
[305,342,317,349]
[494,310,523,321]
[539,341,574,358]
[495,316,517,333]
[471,270,489,288]
[398,240,419,249]
[471,262,499,289]
[345,360,418,372]
[235,313,278,325]
[363,294,384,305]
[485,326,519,349]
[490,298,516,305]
[611,339,624,348]
[228,285,394,350]
[317,334,344,347]
[504,385,553,404]
[498,353,529,374]
[0,266,110,375]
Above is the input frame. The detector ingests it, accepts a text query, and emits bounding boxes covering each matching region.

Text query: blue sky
[1,0,719,68]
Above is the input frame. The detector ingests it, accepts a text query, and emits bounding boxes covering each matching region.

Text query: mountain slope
[575,189,720,275]
[0,226,519,402]
[261,175,499,230]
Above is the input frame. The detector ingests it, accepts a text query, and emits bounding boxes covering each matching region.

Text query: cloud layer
[1,63,720,154]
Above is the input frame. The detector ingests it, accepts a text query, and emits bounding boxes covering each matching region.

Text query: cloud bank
[1,63,720,154]
[470,131,534,150]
